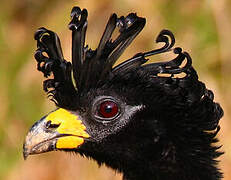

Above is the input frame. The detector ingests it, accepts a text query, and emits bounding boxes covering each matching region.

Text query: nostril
[45,120,60,129]
[45,120,51,129]
[50,123,60,128]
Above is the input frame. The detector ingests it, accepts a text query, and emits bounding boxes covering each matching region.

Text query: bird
[23,6,224,180]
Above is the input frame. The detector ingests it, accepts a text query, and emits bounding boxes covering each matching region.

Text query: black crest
[34,6,196,110]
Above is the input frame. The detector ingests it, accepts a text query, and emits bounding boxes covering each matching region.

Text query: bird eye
[98,100,119,119]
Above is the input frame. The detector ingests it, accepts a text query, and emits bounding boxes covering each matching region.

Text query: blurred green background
[0,0,230,179]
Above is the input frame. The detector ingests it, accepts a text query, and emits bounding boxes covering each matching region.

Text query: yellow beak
[23,108,90,159]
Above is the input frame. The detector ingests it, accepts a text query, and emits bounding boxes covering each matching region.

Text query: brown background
[0,0,230,179]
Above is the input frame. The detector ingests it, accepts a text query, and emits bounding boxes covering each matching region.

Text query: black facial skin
[59,70,223,180]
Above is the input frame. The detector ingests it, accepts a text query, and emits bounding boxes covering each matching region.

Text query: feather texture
[34,7,201,110]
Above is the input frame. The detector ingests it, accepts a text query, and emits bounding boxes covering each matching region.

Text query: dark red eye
[99,101,119,118]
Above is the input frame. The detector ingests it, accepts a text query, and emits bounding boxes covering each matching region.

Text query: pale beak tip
[23,143,29,160]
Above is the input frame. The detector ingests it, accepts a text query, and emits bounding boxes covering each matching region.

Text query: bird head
[23,6,223,180]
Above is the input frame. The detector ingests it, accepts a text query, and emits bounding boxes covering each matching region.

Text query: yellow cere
[56,136,84,149]
[46,108,90,149]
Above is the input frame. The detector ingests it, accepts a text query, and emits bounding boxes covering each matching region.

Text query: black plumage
[24,6,223,180]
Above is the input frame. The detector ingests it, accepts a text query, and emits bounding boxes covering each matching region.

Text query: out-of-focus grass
[0,0,230,180]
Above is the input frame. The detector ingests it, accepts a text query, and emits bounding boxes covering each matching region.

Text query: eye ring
[93,97,121,121]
